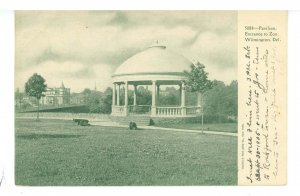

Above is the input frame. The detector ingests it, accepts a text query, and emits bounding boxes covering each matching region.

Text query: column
[133,85,137,106]
[116,84,120,106]
[179,84,182,105]
[124,81,128,115]
[156,84,160,106]
[151,80,157,116]
[112,83,116,106]
[181,82,186,107]
[181,81,186,116]
[112,83,116,115]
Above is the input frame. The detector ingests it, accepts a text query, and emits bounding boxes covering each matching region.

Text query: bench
[73,119,90,126]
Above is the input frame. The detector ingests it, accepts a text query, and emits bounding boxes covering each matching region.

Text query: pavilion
[111,44,201,118]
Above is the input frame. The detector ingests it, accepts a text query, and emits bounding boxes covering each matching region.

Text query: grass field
[15,118,237,186]
[155,123,237,133]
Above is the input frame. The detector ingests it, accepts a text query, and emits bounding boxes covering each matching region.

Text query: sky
[15,11,237,93]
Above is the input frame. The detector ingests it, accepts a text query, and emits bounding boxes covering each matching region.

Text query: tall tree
[203,80,226,122]
[99,87,112,113]
[25,73,47,120]
[202,80,238,123]
[82,88,92,104]
[226,80,238,117]
[88,91,102,113]
[184,62,213,132]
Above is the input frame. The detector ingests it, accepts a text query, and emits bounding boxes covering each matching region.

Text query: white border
[0,0,300,10]
[287,10,300,189]
[1,3,300,196]
[0,10,15,194]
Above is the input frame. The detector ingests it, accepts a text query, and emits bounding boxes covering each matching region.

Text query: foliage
[184,62,213,93]
[184,62,213,130]
[88,92,101,113]
[136,86,152,105]
[99,87,112,113]
[15,88,23,106]
[203,80,238,122]
[82,88,92,95]
[185,91,197,106]
[159,87,180,106]
[79,87,113,114]
[24,73,47,119]
[25,73,47,100]
[82,88,92,104]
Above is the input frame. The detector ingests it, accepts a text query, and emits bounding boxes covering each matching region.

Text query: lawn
[15,118,237,186]
[155,123,237,133]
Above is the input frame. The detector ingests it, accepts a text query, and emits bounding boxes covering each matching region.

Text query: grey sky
[15,11,237,92]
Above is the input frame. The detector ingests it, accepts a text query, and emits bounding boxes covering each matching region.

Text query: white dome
[113,45,193,76]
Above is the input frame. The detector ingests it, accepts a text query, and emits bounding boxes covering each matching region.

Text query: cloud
[16,60,113,92]
[15,11,116,30]
[188,31,237,69]
[122,11,236,32]
[15,11,237,92]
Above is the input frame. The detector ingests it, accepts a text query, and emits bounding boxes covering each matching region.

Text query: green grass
[15,118,237,186]
[155,123,237,133]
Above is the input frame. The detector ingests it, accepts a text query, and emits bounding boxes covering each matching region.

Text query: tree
[99,87,112,113]
[15,88,24,108]
[79,88,105,113]
[88,91,102,113]
[159,86,179,106]
[82,88,92,104]
[25,73,47,120]
[203,80,226,122]
[226,80,238,118]
[136,86,151,105]
[201,80,238,123]
[184,62,213,132]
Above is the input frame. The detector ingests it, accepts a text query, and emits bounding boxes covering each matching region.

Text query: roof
[113,45,193,77]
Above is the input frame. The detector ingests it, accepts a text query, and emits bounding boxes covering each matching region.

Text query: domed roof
[113,45,193,76]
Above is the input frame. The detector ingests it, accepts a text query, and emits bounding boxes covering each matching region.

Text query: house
[40,82,70,105]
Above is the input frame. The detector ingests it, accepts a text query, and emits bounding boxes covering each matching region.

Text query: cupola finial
[149,40,166,49]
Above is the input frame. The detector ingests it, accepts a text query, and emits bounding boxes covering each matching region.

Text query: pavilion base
[111,105,201,118]
[110,113,201,127]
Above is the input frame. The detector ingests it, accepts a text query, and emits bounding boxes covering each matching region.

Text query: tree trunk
[201,93,204,133]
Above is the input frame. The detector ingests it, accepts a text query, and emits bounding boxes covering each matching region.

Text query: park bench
[73,119,90,126]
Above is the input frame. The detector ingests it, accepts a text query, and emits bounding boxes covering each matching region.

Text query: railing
[111,106,125,115]
[156,106,182,117]
[112,105,201,117]
[186,106,201,115]
[128,105,151,115]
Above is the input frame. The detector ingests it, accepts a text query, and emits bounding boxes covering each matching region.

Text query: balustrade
[112,105,201,117]
[156,107,182,117]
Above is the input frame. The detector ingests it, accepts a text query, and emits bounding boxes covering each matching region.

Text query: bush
[129,122,137,130]
[149,119,155,126]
